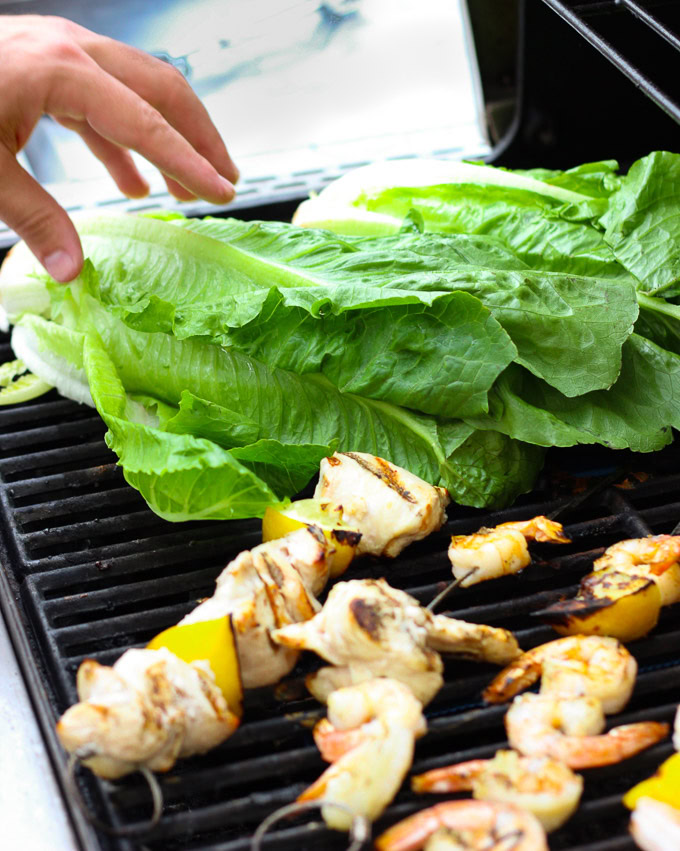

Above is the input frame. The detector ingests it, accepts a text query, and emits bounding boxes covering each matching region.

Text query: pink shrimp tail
[411,759,486,794]
[551,721,669,769]
[501,516,571,544]
[483,658,542,704]
[650,536,680,574]
[375,803,459,851]
[313,718,368,763]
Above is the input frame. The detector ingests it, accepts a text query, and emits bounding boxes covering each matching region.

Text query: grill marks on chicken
[55,452,461,781]
[181,527,332,688]
[272,578,521,705]
[278,575,519,831]
[57,648,239,780]
[315,452,450,558]
[56,527,341,777]
[344,452,419,504]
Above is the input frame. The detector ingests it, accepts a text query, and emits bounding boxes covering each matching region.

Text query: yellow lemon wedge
[147,615,243,716]
[537,570,662,643]
[624,753,680,810]
[262,498,361,577]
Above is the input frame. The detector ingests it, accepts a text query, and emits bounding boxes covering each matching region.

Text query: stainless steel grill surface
[2,327,680,851]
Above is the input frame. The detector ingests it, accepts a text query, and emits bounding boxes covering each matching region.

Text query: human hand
[0,15,239,281]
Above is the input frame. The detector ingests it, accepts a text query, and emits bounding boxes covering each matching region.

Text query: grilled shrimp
[592,537,680,607]
[448,516,570,587]
[483,635,637,714]
[299,678,426,831]
[411,750,583,832]
[505,693,669,769]
[594,535,680,574]
[374,800,548,851]
[630,798,680,851]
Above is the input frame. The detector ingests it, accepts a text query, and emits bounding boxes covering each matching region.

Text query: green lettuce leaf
[291,159,628,279]
[224,289,516,418]
[166,217,638,397]
[465,334,680,452]
[443,428,546,509]
[601,151,680,296]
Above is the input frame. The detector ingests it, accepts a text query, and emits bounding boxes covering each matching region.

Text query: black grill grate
[539,0,680,124]
[2,327,680,850]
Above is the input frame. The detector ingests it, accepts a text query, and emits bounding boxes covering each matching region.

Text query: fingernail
[219,176,236,199]
[44,250,80,282]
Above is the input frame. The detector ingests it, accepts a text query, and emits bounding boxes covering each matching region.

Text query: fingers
[163,175,198,202]
[51,59,236,205]
[83,35,239,185]
[56,117,150,199]
[56,118,202,203]
[0,147,82,281]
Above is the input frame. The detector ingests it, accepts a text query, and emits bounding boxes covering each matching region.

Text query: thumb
[0,147,83,282]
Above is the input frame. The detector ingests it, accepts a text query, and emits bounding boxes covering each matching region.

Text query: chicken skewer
[56,525,339,779]
[272,577,520,833]
[315,451,450,558]
[178,526,335,689]
[57,452,450,780]
[272,577,522,705]
[57,647,240,780]
[270,576,520,833]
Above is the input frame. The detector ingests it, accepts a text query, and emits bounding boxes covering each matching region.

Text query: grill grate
[540,0,680,124]
[2,327,680,850]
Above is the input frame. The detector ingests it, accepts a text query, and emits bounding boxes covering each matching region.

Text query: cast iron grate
[1,328,680,850]
[539,0,680,124]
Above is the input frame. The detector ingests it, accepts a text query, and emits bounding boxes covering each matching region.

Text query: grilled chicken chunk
[180,526,332,688]
[57,648,239,779]
[314,452,450,557]
[57,527,338,778]
[272,578,521,705]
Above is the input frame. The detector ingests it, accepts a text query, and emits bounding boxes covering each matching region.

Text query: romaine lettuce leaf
[224,289,516,418]
[601,151,680,297]
[153,217,639,398]
[465,334,680,452]
[15,301,541,514]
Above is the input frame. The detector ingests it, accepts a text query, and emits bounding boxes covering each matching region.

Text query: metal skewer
[251,799,371,851]
[426,567,478,611]
[428,469,625,612]
[65,750,163,838]
[547,469,624,521]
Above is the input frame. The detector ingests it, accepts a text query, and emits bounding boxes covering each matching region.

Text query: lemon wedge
[539,570,662,643]
[262,498,361,576]
[147,615,243,715]
[624,753,680,810]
